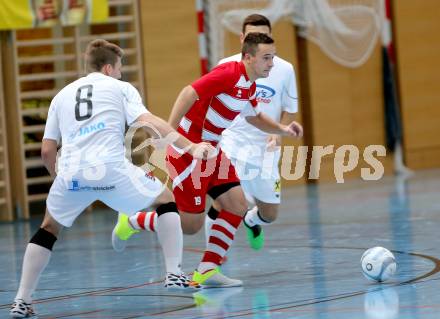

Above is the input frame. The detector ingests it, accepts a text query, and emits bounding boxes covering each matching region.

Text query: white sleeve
[217,53,241,66]
[239,102,261,119]
[282,64,299,113]
[43,97,61,144]
[218,58,227,65]
[122,82,150,125]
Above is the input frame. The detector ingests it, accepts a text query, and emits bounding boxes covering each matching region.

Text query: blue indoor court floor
[1,169,440,318]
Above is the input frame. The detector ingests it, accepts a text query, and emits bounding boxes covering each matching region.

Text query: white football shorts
[46,160,164,227]
[231,158,281,205]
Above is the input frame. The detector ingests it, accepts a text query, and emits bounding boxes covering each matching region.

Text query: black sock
[207,206,220,220]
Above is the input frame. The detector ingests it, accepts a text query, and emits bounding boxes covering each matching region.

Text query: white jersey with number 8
[43,72,149,173]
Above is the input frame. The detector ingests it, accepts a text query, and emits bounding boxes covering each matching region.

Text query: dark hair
[241,32,274,57]
[242,14,271,33]
[85,39,123,72]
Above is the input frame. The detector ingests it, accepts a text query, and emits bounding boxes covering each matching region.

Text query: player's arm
[246,112,302,137]
[267,111,298,147]
[124,82,213,159]
[41,139,58,177]
[280,111,297,127]
[266,63,301,143]
[136,112,214,159]
[168,85,198,129]
[273,63,301,139]
[42,97,61,177]
[168,63,235,128]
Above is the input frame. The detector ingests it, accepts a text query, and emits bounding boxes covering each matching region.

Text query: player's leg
[110,160,171,251]
[206,161,281,251]
[192,152,248,287]
[205,197,276,251]
[241,168,281,250]
[150,188,198,288]
[193,183,247,288]
[170,175,207,235]
[111,186,171,251]
[204,200,221,247]
[165,180,207,284]
[106,162,198,289]
[126,209,158,232]
[204,158,254,247]
[113,178,207,238]
[123,204,207,236]
[124,193,208,236]
[243,200,278,250]
[249,200,278,223]
[11,175,94,318]
[116,146,208,236]
[10,209,62,318]
[147,188,201,289]
[166,147,210,235]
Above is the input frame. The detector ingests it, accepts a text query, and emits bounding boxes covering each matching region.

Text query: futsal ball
[360,247,397,282]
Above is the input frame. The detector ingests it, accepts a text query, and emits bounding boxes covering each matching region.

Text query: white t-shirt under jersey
[218,54,298,165]
[43,72,149,172]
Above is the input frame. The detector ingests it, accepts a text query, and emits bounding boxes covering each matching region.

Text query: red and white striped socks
[198,209,242,273]
[129,210,183,274]
[129,211,157,232]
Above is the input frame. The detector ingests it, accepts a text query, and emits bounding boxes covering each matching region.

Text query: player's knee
[236,200,248,215]
[182,223,202,235]
[180,213,204,234]
[230,195,248,215]
[212,200,222,212]
[207,206,220,220]
[40,221,62,238]
[262,210,278,223]
[222,200,247,216]
[29,228,58,251]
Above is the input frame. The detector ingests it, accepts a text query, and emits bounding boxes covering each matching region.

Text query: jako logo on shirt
[256,84,275,104]
[79,122,106,137]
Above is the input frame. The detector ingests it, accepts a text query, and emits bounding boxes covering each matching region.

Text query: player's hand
[189,142,218,160]
[266,135,281,152]
[281,121,303,138]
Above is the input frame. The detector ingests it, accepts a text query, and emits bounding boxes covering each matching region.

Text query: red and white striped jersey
[177,61,259,145]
